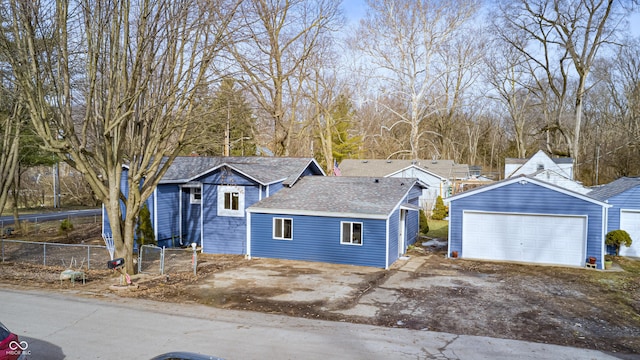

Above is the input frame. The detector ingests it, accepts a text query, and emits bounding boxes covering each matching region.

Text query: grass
[425,219,448,239]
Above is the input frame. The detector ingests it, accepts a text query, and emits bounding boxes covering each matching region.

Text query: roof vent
[374,179,379,183]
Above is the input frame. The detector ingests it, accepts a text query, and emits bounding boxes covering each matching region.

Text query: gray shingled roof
[159,156,320,185]
[338,159,469,180]
[588,177,640,201]
[505,156,573,164]
[248,176,419,218]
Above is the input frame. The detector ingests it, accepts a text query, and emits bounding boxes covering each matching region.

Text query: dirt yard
[1,220,639,357]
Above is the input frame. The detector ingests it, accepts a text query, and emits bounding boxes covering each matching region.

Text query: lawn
[425,219,448,239]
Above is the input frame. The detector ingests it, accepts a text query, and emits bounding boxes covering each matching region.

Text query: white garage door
[462,212,586,267]
[620,210,640,257]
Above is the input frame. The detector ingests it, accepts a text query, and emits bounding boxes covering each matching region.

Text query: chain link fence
[1,239,110,269]
[138,244,196,275]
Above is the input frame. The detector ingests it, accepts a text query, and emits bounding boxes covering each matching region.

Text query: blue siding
[406,209,419,246]
[251,213,388,268]
[604,187,640,232]
[603,187,640,255]
[155,185,180,247]
[388,210,399,266]
[181,188,201,245]
[449,181,606,267]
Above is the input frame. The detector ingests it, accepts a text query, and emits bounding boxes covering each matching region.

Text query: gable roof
[505,150,573,178]
[159,156,324,186]
[338,159,468,180]
[247,176,422,219]
[447,175,610,208]
[589,177,640,201]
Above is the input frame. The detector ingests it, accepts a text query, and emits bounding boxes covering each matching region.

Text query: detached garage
[589,177,640,258]
[448,176,610,269]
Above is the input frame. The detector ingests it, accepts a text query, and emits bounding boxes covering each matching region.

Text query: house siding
[449,181,605,267]
[603,187,640,231]
[251,213,388,268]
[387,210,400,266]
[155,185,180,247]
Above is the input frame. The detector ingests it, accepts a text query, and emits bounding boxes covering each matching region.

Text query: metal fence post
[160,247,165,275]
[87,246,91,269]
[43,243,47,266]
[1,237,4,263]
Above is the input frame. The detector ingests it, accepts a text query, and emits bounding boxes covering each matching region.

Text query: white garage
[462,211,587,267]
[620,210,640,257]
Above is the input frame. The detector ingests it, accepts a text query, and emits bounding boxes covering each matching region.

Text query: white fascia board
[387,165,446,181]
[448,176,611,208]
[246,207,389,220]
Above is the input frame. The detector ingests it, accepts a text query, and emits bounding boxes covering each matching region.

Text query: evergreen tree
[432,196,448,220]
[188,78,256,156]
[135,204,156,247]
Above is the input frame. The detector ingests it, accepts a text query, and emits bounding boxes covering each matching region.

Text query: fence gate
[138,245,164,274]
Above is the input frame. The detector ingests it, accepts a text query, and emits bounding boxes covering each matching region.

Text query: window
[217,185,244,217]
[273,218,292,240]
[537,163,544,171]
[224,192,239,210]
[341,222,362,245]
[190,187,201,204]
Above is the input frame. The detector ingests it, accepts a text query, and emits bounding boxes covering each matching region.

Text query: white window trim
[273,217,293,240]
[341,221,363,246]
[190,187,202,204]
[217,185,245,217]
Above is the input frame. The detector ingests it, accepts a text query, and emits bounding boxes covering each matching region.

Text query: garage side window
[273,218,293,240]
[341,222,362,245]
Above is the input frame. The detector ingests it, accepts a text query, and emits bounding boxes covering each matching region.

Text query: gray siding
[251,213,388,268]
[449,181,605,267]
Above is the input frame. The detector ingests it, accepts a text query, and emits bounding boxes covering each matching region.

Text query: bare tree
[0,0,238,273]
[496,0,624,177]
[226,0,341,157]
[0,98,21,218]
[352,0,480,160]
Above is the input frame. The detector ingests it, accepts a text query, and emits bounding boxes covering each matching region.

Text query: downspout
[385,217,389,269]
[246,211,252,259]
[447,203,453,258]
[601,203,608,270]
[200,184,204,252]
[179,189,183,246]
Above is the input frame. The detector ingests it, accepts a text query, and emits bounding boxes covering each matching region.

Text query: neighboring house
[338,159,470,210]
[589,177,640,257]
[247,176,425,268]
[505,150,574,180]
[447,175,611,269]
[103,156,325,254]
[528,169,592,195]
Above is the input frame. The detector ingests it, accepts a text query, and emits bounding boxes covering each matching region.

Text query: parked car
[0,322,24,360]
[150,352,223,360]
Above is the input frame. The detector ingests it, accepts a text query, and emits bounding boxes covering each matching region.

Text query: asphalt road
[0,288,619,360]
[0,208,101,226]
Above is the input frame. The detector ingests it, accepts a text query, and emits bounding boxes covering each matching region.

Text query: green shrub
[605,229,632,256]
[419,210,430,235]
[136,204,156,246]
[58,218,74,237]
[432,196,448,221]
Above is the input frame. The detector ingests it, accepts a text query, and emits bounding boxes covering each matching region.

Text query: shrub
[419,210,430,235]
[58,218,74,238]
[136,204,156,246]
[432,196,448,221]
[605,229,632,256]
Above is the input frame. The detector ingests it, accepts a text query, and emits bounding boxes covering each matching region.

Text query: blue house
[247,176,424,268]
[103,157,325,254]
[447,176,611,269]
[589,177,640,257]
